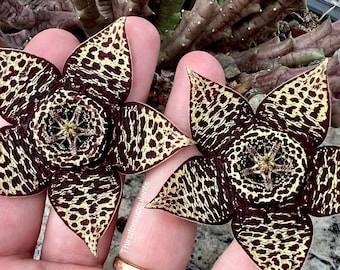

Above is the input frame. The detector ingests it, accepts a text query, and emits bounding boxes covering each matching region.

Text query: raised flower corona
[0,17,193,255]
[148,59,340,270]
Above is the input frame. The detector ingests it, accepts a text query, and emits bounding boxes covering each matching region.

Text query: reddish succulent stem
[239,53,340,127]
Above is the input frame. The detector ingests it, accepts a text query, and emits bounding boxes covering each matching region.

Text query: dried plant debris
[0,17,193,255]
[148,60,340,270]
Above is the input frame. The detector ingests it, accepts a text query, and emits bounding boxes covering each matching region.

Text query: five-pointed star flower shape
[0,17,193,255]
[148,59,340,270]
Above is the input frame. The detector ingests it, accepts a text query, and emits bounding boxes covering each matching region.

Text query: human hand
[0,16,160,270]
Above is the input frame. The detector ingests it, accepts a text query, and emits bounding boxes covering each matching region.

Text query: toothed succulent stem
[0,0,36,29]
[159,0,220,66]
[152,0,185,36]
[112,0,152,19]
[71,0,108,36]
[231,37,325,73]
[158,0,306,67]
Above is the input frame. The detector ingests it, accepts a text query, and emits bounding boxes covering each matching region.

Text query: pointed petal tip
[177,133,196,147]
[145,157,235,225]
[186,67,195,76]
[113,102,196,173]
[186,68,206,83]
[144,200,158,210]
[87,239,99,257]
[256,57,330,147]
[49,171,122,258]
[232,206,312,270]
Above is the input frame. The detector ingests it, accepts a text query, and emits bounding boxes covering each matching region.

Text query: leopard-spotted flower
[148,59,340,270]
[0,17,193,255]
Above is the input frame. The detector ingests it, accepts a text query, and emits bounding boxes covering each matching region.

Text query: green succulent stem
[153,0,185,36]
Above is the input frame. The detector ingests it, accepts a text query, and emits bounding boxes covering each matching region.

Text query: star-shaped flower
[0,17,193,255]
[148,59,340,269]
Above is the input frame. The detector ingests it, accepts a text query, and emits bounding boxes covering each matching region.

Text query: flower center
[62,121,77,137]
[46,105,96,155]
[31,89,108,168]
[241,141,293,192]
[225,126,307,205]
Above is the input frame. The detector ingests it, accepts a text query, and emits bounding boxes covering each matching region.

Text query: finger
[118,51,226,269]
[41,17,160,266]
[42,207,116,267]
[0,193,46,258]
[1,256,104,270]
[24,28,80,73]
[124,16,160,103]
[0,117,10,128]
[212,240,260,270]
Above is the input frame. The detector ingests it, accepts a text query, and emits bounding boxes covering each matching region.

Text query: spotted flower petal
[0,126,50,195]
[147,157,235,224]
[0,49,58,194]
[188,69,254,156]
[232,204,312,270]
[0,49,59,125]
[256,60,330,148]
[304,146,340,216]
[111,102,195,174]
[49,169,121,256]
[148,60,337,270]
[63,17,131,105]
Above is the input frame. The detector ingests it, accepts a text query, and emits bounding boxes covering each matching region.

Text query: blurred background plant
[2,0,340,126]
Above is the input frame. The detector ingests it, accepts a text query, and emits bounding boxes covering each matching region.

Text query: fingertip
[24,28,80,73]
[212,240,260,270]
[124,16,160,103]
[177,51,226,86]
